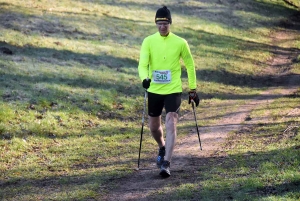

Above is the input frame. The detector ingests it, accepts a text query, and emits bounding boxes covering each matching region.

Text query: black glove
[142,79,151,89]
[188,90,200,107]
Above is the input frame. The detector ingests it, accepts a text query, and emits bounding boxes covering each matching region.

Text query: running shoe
[160,160,171,178]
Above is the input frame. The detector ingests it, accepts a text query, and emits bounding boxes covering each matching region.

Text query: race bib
[152,70,171,83]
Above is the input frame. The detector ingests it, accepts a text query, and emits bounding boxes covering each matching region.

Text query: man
[138,6,199,178]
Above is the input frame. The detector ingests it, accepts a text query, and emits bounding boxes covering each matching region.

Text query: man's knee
[166,112,178,124]
[150,124,161,132]
[149,116,161,132]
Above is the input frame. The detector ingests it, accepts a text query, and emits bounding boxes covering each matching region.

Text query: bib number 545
[153,70,171,83]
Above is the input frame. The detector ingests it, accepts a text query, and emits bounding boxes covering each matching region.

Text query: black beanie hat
[155,6,172,24]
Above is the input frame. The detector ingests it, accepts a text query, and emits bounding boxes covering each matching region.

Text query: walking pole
[191,100,202,150]
[137,90,147,170]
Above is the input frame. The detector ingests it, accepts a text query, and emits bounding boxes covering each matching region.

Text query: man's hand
[188,90,200,107]
[142,79,151,89]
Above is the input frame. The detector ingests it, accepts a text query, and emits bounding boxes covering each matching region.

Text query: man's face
[156,21,170,36]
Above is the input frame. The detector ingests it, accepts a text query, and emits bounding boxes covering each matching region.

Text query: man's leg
[149,115,165,148]
[164,112,178,162]
[148,92,166,168]
[159,111,178,178]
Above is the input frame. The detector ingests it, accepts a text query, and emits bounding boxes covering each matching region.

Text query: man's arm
[181,40,196,90]
[138,38,150,81]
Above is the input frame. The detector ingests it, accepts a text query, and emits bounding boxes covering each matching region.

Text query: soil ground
[102,12,300,201]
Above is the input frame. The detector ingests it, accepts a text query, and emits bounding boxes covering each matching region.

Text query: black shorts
[148,92,182,117]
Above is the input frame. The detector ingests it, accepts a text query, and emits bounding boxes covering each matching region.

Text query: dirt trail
[102,15,300,201]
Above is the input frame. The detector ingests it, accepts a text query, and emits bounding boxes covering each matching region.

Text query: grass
[0,0,300,200]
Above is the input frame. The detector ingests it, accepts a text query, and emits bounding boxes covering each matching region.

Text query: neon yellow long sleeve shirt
[138,32,196,95]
